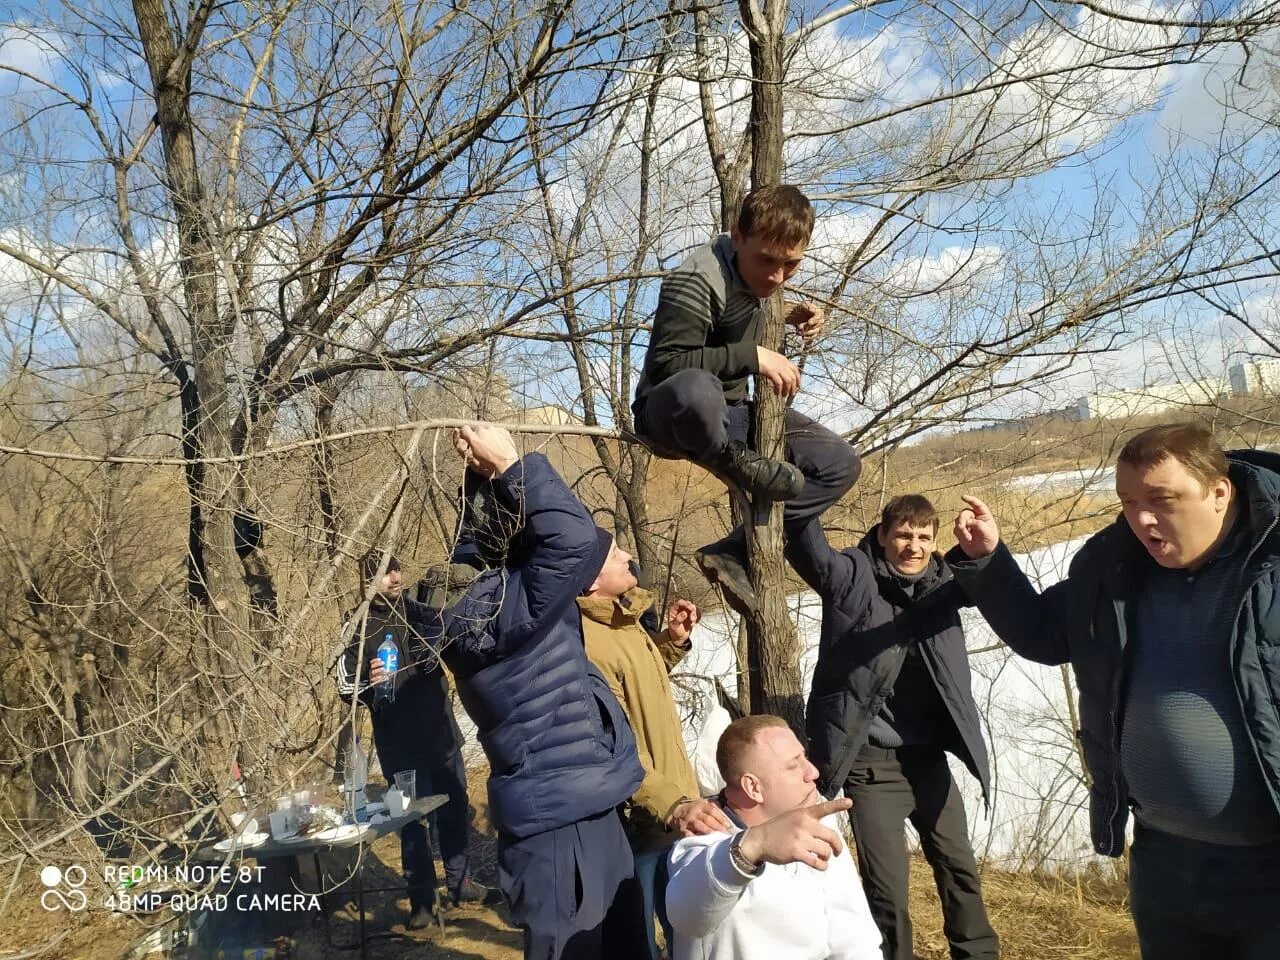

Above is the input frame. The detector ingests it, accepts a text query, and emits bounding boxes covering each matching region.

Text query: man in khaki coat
[579,537,732,958]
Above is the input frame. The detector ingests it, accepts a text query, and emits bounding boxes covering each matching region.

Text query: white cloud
[877,243,1005,298]
[937,2,1180,173]
[0,24,64,89]
[1154,29,1280,149]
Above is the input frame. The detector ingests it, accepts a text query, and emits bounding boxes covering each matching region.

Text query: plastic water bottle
[376,633,398,705]
[343,737,369,823]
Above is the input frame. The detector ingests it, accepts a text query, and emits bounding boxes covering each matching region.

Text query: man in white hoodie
[666,715,882,960]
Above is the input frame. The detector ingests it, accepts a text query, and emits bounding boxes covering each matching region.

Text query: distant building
[519,404,579,426]
[1228,358,1280,395]
[1074,379,1227,421]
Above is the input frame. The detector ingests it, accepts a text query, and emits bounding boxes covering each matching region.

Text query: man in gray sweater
[632,185,860,614]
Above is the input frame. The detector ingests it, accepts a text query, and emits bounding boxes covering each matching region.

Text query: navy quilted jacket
[797,520,991,804]
[428,453,644,840]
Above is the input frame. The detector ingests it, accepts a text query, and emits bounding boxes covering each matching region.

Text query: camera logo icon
[40,865,88,912]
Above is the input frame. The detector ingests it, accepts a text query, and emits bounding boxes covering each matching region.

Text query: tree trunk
[133,1,246,786]
[133,0,248,643]
[739,0,806,734]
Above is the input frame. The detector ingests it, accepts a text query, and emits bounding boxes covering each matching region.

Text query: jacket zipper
[1228,514,1279,811]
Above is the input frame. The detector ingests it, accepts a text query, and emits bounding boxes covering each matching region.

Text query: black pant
[1129,823,1280,959]
[396,749,471,909]
[496,808,645,960]
[846,746,998,960]
[638,368,860,538]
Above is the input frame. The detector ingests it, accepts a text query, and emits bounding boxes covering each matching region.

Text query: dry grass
[910,857,1138,960]
[1,842,1140,960]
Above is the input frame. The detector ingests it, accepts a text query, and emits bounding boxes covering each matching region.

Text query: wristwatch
[728,828,765,878]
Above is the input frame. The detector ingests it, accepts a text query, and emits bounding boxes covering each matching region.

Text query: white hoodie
[666,814,882,960]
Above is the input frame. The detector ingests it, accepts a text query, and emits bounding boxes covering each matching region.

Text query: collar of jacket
[577,586,655,627]
[858,522,949,601]
[715,792,748,830]
[713,233,757,301]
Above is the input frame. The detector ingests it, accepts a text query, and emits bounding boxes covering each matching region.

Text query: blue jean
[633,844,673,960]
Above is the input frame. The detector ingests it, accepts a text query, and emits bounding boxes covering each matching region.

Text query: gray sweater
[633,235,764,414]
[1121,512,1280,845]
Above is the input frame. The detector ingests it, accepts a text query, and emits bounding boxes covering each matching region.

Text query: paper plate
[311,823,369,843]
[214,831,268,852]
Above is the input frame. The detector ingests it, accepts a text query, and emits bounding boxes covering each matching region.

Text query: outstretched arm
[666,798,853,938]
[950,495,1071,665]
[787,518,881,619]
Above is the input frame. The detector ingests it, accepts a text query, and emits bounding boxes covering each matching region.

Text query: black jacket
[949,450,1280,857]
[797,519,991,804]
[335,596,463,773]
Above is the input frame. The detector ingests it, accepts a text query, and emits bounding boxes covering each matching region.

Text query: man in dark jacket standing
[952,423,1280,959]
[631,185,861,615]
[336,553,488,929]
[799,496,997,960]
[421,424,646,960]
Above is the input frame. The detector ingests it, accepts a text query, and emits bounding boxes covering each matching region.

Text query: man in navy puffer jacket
[420,424,646,960]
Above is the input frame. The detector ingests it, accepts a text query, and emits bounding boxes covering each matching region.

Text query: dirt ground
[2,831,1139,960]
[2,765,1138,960]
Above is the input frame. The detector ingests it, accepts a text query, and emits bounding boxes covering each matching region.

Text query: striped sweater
[634,234,764,412]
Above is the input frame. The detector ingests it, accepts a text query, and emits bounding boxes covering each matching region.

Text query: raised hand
[784,301,825,341]
[453,424,519,479]
[954,495,1000,559]
[665,599,700,643]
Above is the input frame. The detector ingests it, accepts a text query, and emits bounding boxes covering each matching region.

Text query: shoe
[706,440,804,502]
[695,538,758,618]
[405,903,438,930]
[451,879,501,907]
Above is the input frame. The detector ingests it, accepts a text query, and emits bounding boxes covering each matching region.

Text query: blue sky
[2,1,1278,440]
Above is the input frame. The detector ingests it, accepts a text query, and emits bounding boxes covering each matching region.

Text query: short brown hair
[716,714,790,785]
[881,494,939,534]
[1118,423,1228,493]
[736,185,814,247]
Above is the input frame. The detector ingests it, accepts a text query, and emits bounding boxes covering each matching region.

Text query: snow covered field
[673,536,1117,874]
[1004,466,1115,494]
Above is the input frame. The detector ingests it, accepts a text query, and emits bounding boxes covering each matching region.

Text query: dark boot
[406,902,439,930]
[705,440,804,502]
[695,537,757,618]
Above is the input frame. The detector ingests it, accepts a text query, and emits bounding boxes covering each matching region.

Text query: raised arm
[786,518,884,622]
[949,495,1071,665]
[454,425,605,638]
